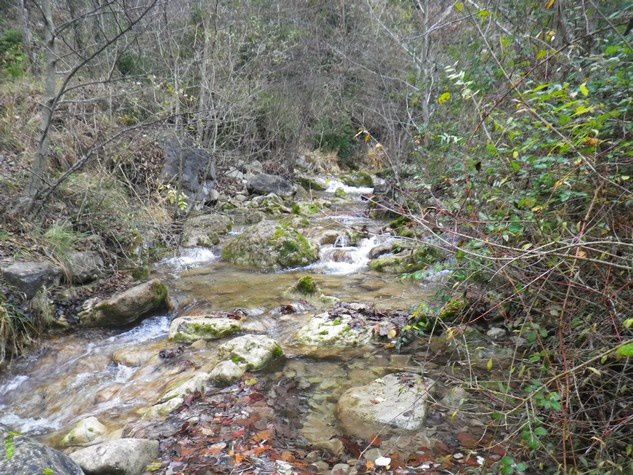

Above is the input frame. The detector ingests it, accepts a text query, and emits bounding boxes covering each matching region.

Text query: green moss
[295,275,318,295]
[297,175,327,191]
[272,225,318,268]
[272,345,284,358]
[333,188,348,199]
[341,171,373,188]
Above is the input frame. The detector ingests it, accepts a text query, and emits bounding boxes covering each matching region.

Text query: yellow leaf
[579,82,589,97]
[438,91,452,105]
[512,150,519,159]
[455,2,464,12]
[388,328,397,339]
[486,358,493,371]
[545,0,556,9]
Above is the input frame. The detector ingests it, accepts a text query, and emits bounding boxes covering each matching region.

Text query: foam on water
[106,314,170,345]
[156,247,218,272]
[0,412,60,434]
[0,374,28,396]
[325,179,373,195]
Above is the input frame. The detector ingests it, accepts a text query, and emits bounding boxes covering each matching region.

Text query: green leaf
[615,342,633,358]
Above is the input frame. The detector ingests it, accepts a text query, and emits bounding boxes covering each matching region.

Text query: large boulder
[293,312,372,356]
[161,135,217,209]
[221,221,318,270]
[70,438,159,475]
[217,334,283,371]
[66,251,104,284]
[0,425,83,475]
[0,260,62,298]
[337,373,435,440]
[246,173,294,197]
[79,279,168,327]
[181,213,232,247]
[61,416,108,447]
[169,315,242,343]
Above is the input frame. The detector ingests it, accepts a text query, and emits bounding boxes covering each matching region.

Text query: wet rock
[0,260,62,299]
[0,424,83,474]
[182,213,233,247]
[169,315,242,343]
[79,279,168,327]
[337,373,435,440]
[296,174,327,191]
[221,220,318,270]
[332,462,351,474]
[368,243,392,259]
[319,230,340,245]
[148,372,211,417]
[70,438,159,475]
[61,416,108,447]
[217,334,283,370]
[66,251,104,284]
[293,313,372,356]
[210,360,246,385]
[246,173,294,197]
[112,347,156,367]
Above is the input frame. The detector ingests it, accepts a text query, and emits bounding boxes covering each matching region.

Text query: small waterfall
[309,235,386,275]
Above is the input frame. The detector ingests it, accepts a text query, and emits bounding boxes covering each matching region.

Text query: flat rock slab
[169,315,242,343]
[292,312,372,357]
[336,373,435,440]
[218,334,283,370]
[0,425,83,475]
[70,438,159,475]
[1,260,62,298]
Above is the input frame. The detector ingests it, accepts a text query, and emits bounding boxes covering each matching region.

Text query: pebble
[331,463,350,474]
[362,448,383,463]
[486,326,506,340]
[310,461,329,472]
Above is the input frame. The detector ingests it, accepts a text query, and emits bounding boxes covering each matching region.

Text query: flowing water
[0,186,451,458]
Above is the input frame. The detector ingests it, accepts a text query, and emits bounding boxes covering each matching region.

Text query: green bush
[0,29,26,79]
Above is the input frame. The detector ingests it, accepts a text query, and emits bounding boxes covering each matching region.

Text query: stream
[0,184,493,472]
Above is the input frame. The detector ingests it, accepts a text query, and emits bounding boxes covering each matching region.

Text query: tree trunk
[19,0,35,73]
[28,0,57,200]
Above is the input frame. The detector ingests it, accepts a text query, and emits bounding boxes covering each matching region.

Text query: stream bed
[0,186,502,473]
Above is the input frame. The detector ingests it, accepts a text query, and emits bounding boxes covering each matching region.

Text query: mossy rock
[169,316,243,343]
[291,201,322,216]
[341,171,373,188]
[78,279,168,327]
[333,188,348,199]
[369,244,443,274]
[221,220,318,270]
[296,175,327,191]
[294,275,318,295]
